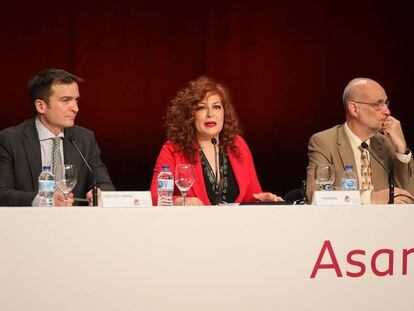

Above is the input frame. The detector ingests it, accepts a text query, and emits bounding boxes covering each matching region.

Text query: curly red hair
[166,76,242,163]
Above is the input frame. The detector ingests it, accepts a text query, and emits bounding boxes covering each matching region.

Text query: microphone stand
[211,137,220,206]
[69,137,98,206]
[92,180,98,207]
[389,166,394,204]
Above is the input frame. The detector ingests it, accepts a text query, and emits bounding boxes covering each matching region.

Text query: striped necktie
[52,137,63,175]
[359,146,374,191]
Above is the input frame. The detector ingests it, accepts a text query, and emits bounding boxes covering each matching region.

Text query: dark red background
[1,1,413,195]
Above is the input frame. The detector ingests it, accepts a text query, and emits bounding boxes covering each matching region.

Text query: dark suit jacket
[306,124,414,200]
[0,118,115,206]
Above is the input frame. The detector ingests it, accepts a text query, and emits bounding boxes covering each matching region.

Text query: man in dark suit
[0,68,115,206]
[306,78,414,204]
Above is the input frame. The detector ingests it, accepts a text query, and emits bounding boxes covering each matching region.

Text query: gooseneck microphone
[360,142,394,204]
[69,137,98,206]
[211,137,220,205]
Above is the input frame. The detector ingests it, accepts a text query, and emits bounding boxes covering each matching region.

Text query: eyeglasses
[352,99,390,111]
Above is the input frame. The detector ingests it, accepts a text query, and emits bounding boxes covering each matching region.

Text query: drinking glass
[174,164,195,206]
[315,164,335,190]
[55,164,77,206]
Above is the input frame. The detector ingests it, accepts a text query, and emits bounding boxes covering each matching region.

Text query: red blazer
[150,135,263,205]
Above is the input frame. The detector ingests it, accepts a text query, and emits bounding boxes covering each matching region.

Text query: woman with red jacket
[150,76,283,205]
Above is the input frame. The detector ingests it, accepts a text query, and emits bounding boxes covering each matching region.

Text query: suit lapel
[337,125,357,170]
[228,151,248,203]
[370,136,386,163]
[22,119,42,191]
[190,152,211,204]
[369,135,388,189]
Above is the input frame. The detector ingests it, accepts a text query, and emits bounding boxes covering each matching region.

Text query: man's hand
[382,116,407,153]
[371,187,414,204]
[86,188,101,206]
[54,192,74,207]
[173,197,204,206]
[253,192,284,202]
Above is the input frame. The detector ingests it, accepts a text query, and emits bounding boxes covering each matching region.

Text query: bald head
[342,78,385,110]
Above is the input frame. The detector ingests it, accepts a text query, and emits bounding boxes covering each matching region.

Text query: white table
[0,205,413,311]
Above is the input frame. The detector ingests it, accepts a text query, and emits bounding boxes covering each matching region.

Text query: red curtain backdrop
[1,1,413,194]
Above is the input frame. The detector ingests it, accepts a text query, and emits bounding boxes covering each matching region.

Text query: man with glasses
[306,78,414,204]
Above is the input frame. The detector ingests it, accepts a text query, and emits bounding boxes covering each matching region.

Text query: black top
[199,146,240,205]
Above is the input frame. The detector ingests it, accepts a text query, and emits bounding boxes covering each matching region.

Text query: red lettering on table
[310,240,343,278]
[371,249,394,276]
[402,248,414,275]
[346,250,366,277]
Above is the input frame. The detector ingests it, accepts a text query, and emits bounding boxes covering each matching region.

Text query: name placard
[100,191,152,207]
[311,190,361,206]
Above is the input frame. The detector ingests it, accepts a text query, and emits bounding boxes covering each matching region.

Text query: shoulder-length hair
[165,76,242,163]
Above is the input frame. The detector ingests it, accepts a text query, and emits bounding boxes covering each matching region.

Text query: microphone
[211,137,220,205]
[360,142,394,204]
[284,181,308,205]
[69,136,98,206]
[283,189,303,203]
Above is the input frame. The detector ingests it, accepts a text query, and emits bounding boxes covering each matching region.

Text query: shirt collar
[344,122,370,150]
[35,117,64,141]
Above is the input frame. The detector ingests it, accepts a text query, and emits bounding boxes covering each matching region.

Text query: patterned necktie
[52,137,63,175]
[359,147,374,191]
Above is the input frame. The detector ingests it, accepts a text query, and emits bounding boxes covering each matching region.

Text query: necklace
[199,146,229,204]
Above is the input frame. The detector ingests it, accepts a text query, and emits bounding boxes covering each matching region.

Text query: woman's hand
[173,197,204,206]
[253,192,284,202]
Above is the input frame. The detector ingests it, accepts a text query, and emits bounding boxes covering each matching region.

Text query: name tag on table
[100,191,153,207]
[311,190,361,206]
